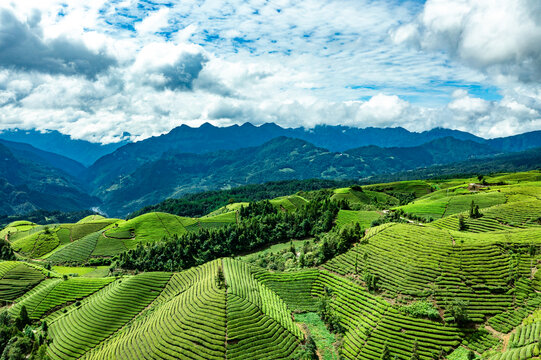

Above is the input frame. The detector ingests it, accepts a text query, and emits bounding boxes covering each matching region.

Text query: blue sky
[0,0,540,142]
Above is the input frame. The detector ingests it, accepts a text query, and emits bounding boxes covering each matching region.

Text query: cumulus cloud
[0,0,539,144]
[0,9,116,79]
[131,42,207,90]
[393,0,541,82]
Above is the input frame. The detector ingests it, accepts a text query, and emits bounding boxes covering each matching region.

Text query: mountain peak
[199,122,216,129]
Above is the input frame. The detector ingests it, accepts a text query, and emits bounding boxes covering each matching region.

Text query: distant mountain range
[0,142,97,215]
[0,129,127,166]
[1,122,541,216]
[96,136,499,216]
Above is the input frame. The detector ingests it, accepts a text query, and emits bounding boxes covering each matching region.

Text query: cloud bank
[0,0,539,143]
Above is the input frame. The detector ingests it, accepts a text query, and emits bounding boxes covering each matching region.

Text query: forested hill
[0,142,98,215]
[94,136,499,216]
[3,123,541,217]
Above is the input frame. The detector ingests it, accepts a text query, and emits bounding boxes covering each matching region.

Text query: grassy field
[52,266,99,276]
[295,312,339,360]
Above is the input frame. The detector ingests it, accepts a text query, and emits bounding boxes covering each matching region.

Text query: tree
[410,339,419,360]
[381,343,390,360]
[0,239,15,261]
[363,271,379,293]
[15,306,30,330]
[467,350,476,360]
[458,215,466,231]
[215,266,226,289]
[469,201,482,219]
[446,298,469,325]
[304,335,318,359]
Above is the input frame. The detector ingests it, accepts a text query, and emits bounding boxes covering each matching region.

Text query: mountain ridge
[95,136,499,216]
[0,128,128,166]
[0,143,99,215]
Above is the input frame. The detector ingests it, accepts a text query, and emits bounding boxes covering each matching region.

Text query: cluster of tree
[0,307,49,360]
[397,301,440,320]
[317,223,364,263]
[239,200,277,218]
[387,192,416,206]
[292,334,318,360]
[0,239,15,261]
[445,298,470,325]
[318,287,344,334]
[370,209,417,227]
[215,267,226,290]
[246,223,364,272]
[362,271,380,293]
[0,210,96,228]
[469,201,482,219]
[115,194,342,272]
[127,179,352,219]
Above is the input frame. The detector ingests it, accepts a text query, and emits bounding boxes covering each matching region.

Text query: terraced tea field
[1,171,541,359]
[82,259,302,360]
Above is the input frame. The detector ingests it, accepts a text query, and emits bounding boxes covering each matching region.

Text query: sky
[0,0,540,143]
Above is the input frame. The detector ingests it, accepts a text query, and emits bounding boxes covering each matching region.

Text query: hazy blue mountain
[290,125,485,150]
[0,139,86,177]
[0,128,127,166]
[365,147,541,183]
[0,143,98,215]
[486,130,541,153]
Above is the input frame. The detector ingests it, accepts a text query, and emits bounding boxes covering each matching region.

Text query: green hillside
[1,171,541,359]
[3,211,237,265]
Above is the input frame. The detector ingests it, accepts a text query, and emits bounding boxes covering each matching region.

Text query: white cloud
[448,95,490,114]
[0,0,539,144]
[358,94,409,122]
[395,0,541,82]
[135,7,171,35]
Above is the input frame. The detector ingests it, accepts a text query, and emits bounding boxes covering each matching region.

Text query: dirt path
[222,259,229,355]
[485,324,513,351]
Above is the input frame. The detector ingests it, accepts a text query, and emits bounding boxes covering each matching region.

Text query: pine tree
[16,305,30,330]
[458,215,466,231]
[410,339,419,360]
[381,343,390,360]
[215,266,226,289]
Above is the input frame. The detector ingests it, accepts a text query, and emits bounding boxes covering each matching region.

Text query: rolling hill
[1,171,541,359]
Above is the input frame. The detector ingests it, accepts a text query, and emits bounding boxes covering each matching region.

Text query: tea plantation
[1,171,541,359]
